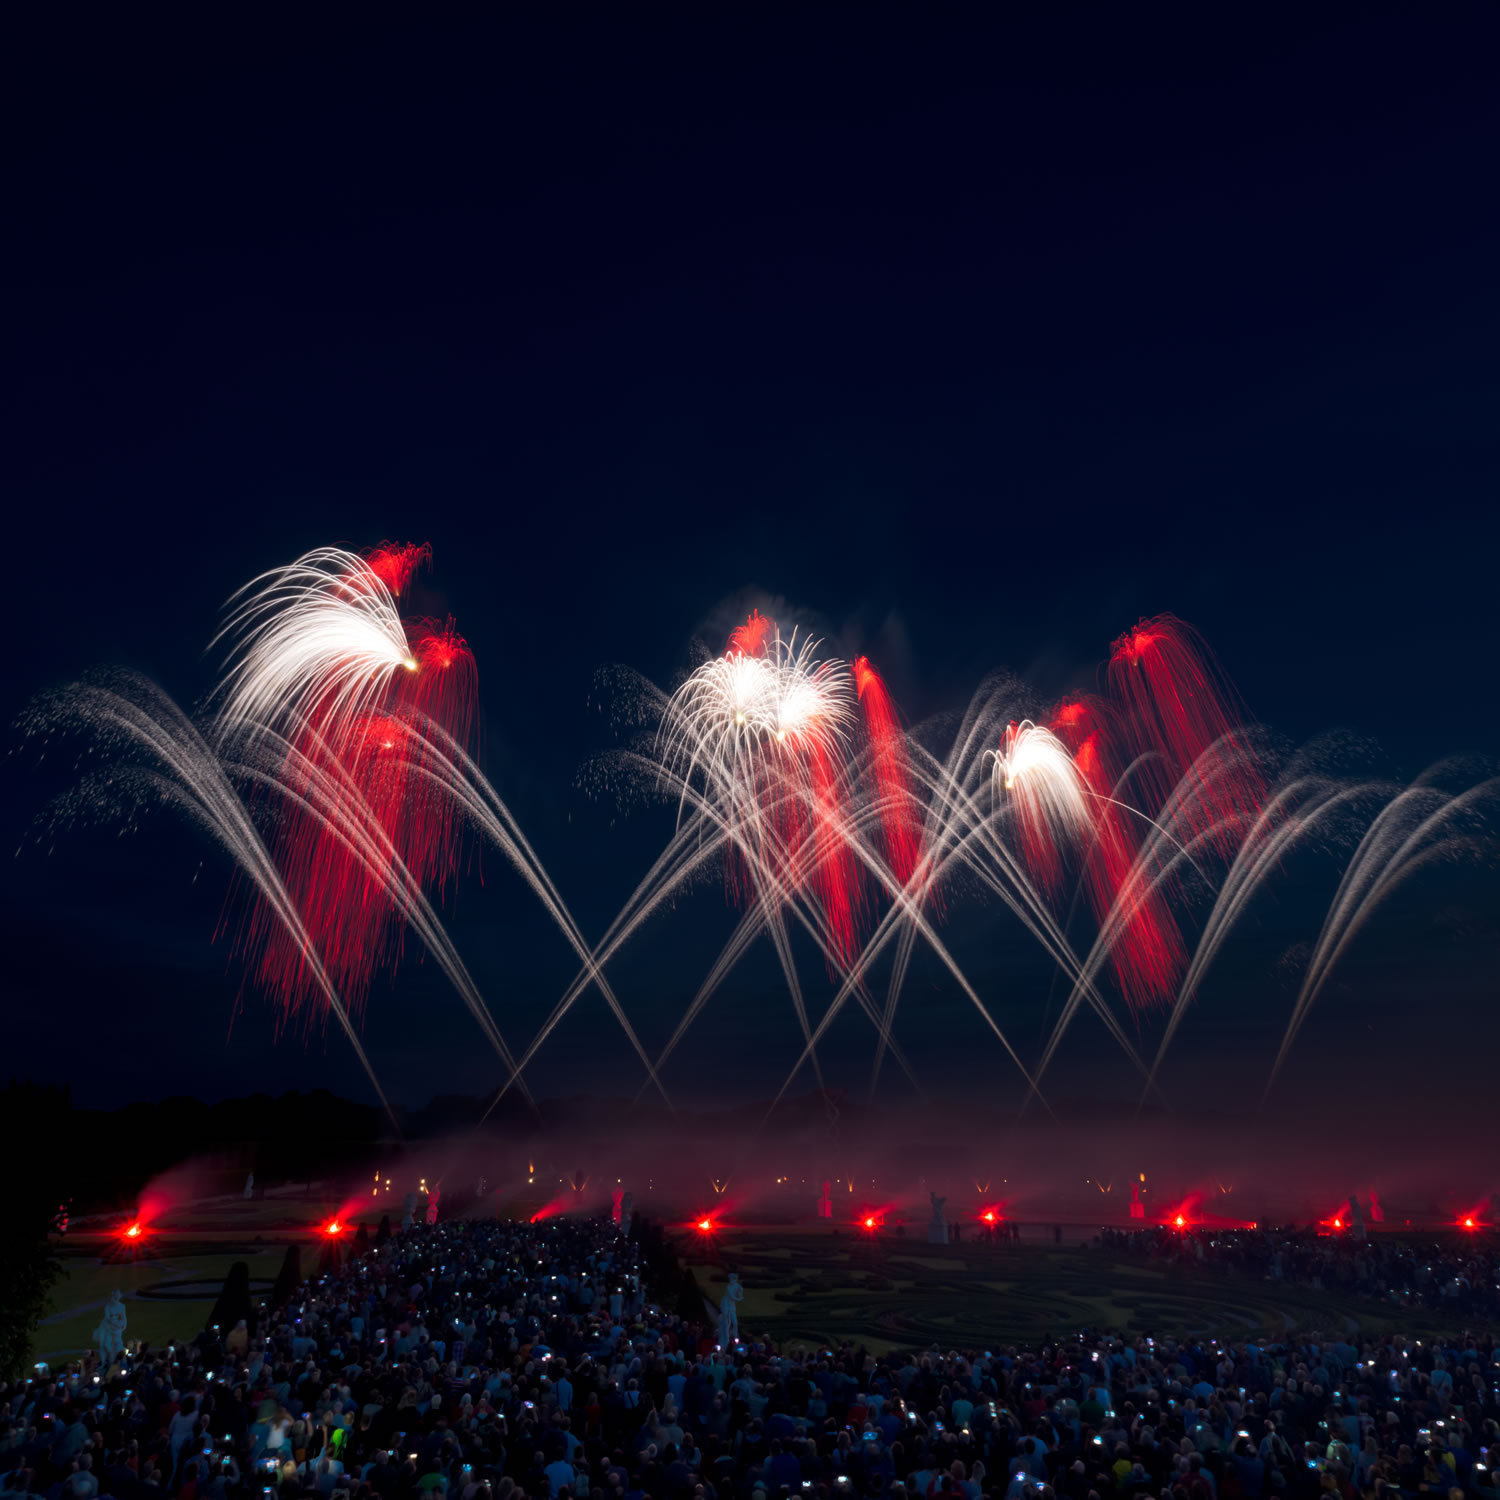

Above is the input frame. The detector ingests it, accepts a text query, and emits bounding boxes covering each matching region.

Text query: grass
[680,1227,1476,1354]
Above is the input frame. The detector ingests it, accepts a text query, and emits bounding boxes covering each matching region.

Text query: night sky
[5,12,1498,1118]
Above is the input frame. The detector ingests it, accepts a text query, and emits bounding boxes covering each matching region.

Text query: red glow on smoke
[853,657,923,893]
[728,609,774,658]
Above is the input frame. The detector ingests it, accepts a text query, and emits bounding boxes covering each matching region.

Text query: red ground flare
[364,542,432,599]
[1051,700,1185,1012]
[728,609,774,658]
[1107,614,1264,856]
[852,657,923,892]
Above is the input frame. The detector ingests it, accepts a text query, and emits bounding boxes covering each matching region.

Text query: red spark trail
[853,656,922,891]
[240,547,479,1019]
[1051,697,1185,1012]
[1108,613,1264,856]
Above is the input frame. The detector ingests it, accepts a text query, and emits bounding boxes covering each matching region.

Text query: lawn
[680,1226,1472,1354]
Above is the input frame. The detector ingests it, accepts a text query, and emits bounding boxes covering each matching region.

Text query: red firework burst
[1050,697,1185,1012]
[240,547,478,1018]
[1107,614,1264,856]
[853,656,923,893]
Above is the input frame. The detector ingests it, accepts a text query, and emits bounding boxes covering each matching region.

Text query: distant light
[1333,1218,1342,1230]
[123,1222,142,1240]
[325,1220,343,1237]
[1464,1217,1476,1229]
[982,1211,996,1223]
[1174,1215,1185,1228]
[864,1216,875,1229]
[697,1218,712,1232]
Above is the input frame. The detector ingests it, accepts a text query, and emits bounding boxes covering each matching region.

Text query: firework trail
[1025,735,1257,1101]
[393,714,670,1104]
[213,545,485,1017]
[655,615,864,1080]
[1108,613,1266,860]
[853,656,922,890]
[221,720,537,1113]
[864,676,1158,1102]
[1049,696,1186,1011]
[1265,764,1500,1099]
[659,615,864,968]
[1141,766,1381,1100]
[20,672,399,1131]
[986,719,1092,893]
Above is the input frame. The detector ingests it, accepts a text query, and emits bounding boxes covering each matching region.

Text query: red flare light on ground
[698,1217,713,1231]
[122,1222,143,1240]
[324,1219,344,1236]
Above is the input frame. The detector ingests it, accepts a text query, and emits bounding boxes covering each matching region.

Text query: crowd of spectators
[5,1214,1500,1500]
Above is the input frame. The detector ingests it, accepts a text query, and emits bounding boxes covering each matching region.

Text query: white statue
[402,1191,417,1229]
[717,1272,743,1346]
[927,1191,948,1246]
[94,1289,128,1365]
[243,1173,255,1201]
[817,1180,832,1219]
[426,1186,441,1225]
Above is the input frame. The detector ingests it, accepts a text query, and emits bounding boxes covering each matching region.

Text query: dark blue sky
[4,11,1498,1116]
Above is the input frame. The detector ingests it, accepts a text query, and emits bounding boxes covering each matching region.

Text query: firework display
[20,543,1498,1117]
